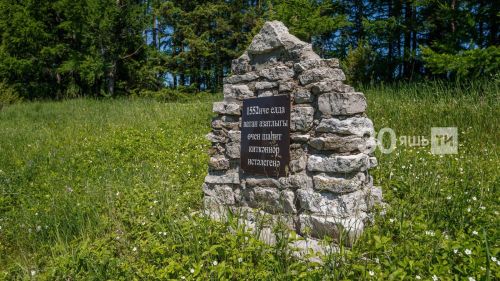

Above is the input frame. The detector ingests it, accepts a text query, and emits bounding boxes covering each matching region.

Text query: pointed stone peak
[247,21,306,55]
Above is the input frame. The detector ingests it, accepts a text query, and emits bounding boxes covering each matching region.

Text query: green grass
[0,80,498,280]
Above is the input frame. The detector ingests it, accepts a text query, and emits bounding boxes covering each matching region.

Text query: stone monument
[202,21,382,250]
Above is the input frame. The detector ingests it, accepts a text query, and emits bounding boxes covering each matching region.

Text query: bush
[0,81,22,108]
[342,41,377,85]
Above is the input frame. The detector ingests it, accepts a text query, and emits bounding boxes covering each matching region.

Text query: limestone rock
[213,102,241,116]
[307,153,369,173]
[299,67,345,86]
[293,59,340,73]
[297,188,368,217]
[203,184,237,205]
[231,52,252,75]
[244,176,282,189]
[258,66,294,81]
[293,88,313,103]
[316,117,374,137]
[317,92,367,116]
[205,130,227,143]
[312,172,367,193]
[290,106,314,132]
[298,214,365,244]
[224,72,259,84]
[309,80,354,95]
[309,134,375,153]
[226,142,240,159]
[279,174,314,190]
[228,130,241,142]
[224,84,254,100]
[247,21,308,56]
[243,187,296,214]
[204,172,240,185]
[290,133,310,143]
[209,155,230,170]
[279,81,296,93]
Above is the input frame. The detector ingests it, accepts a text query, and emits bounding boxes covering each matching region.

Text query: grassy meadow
[0,80,498,280]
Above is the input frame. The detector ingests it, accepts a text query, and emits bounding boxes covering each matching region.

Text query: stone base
[204,204,342,263]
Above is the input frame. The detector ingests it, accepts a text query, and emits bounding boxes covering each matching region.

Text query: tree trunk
[403,0,412,79]
[107,62,116,96]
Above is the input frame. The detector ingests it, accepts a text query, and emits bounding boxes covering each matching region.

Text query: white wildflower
[453,249,458,254]
[472,196,477,201]
[446,196,452,200]
[432,275,438,281]
[389,218,395,223]
[415,275,421,280]
[212,260,218,266]
[468,277,476,281]
[30,270,36,277]
[368,270,374,276]
[132,247,137,252]
[465,249,472,255]
[238,257,243,263]
[472,230,478,236]
[190,268,195,274]
[467,207,471,212]
[491,256,497,262]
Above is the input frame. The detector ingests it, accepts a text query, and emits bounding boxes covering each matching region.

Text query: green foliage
[0,0,149,99]
[0,80,21,107]
[0,81,499,279]
[422,46,500,79]
[342,41,377,85]
[270,0,350,44]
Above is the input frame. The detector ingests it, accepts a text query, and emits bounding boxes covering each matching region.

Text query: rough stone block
[298,214,365,244]
[203,184,238,205]
[293,88,313,103]
[226,142,240,159]
[204,172,240,185]
[209,155,230,170]
[224,84,254,100]
[317,92,367,116]
[309,135,375,153]
[279,174,314,190]
[246,21,307,55]
[224,72,259,84]
[231,52,252,75]
[309,80,354,94]
[293,58,340,73]
[213,102,241,116]
[258,66,294,81]
[307,153,369,173]
[298,67,345,86]
[244,176,282,189]
[316,117,374,137]
[205,130,227,143]
[255,81,278,91]
[312,172,367,193]
[243,187,296,214]
[290,106,314,132]
[290,133,310,143]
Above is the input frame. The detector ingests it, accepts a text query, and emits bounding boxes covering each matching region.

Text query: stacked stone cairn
[203,21,382,252]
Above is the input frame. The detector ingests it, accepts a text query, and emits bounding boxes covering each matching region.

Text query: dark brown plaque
[241,95,290,177]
